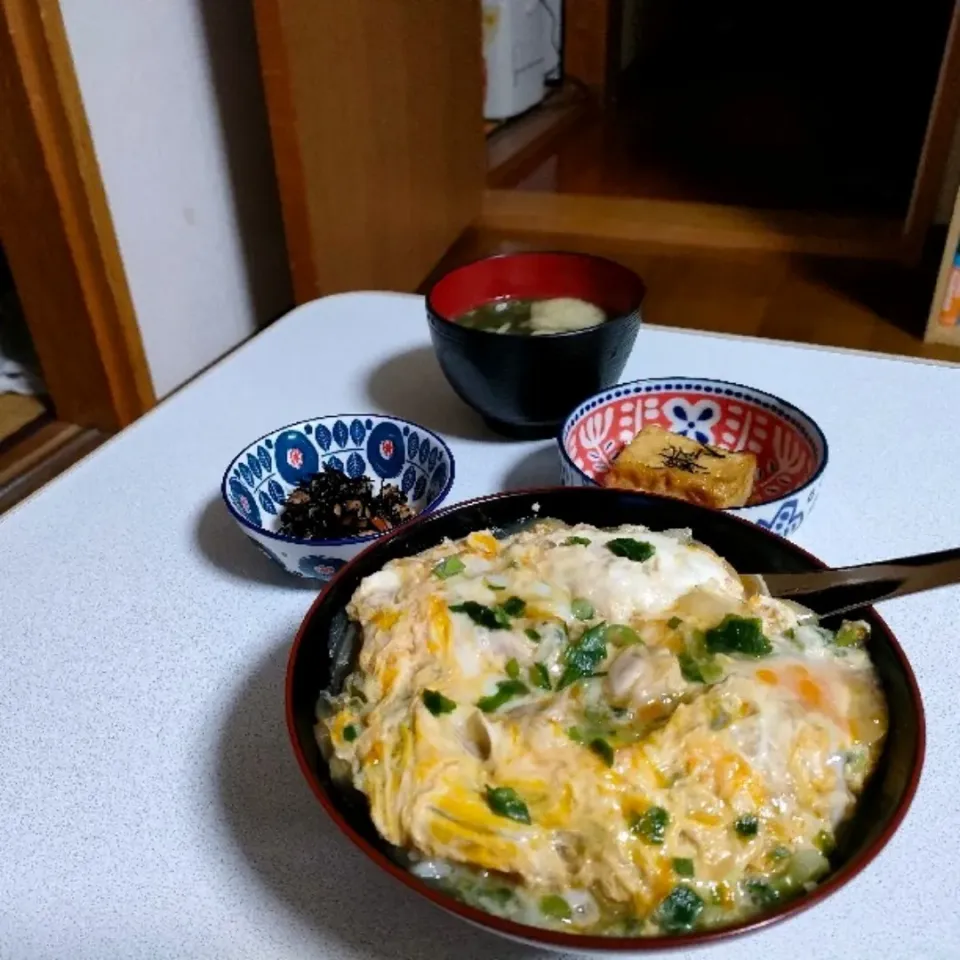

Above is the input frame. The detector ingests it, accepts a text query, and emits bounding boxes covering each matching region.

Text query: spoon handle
[759,546,960,619]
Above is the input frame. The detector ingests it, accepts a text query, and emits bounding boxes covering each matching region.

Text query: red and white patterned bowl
[559,378,828,538]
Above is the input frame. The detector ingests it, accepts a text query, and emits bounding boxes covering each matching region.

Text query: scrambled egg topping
[318,521,887,936]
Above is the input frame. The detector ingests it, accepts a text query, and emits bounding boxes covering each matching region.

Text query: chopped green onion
[500,595,526,617]
[630,806,670,845]
[705,615,772,657]
[589,737,615,767]
[476,680,529,712]
[667,616,683,629]
[524,627,541,642]
[672,857,695,878]
[343,724,359,742]
[734,814,759,838]
[571,597,595,621]
[539,894,571,920]
[813,830,835,855]
[744,879,779,907]
[834,621,869,648]
[655,885,703,933]
[505,658,520,679]
[485,786,530,824]
[563,536,591,547]
[566,726,585,744]
[450,601,510,630]
[678,651,723,684]
[529,663,551,691]
[606,538,656,562]
[481,887,514,907]
[604,624,643,647]
[557,622,608,689]
[421,689,457,716]
[678,652,705,683]
[432,556,465,579]
[485,580,506,591]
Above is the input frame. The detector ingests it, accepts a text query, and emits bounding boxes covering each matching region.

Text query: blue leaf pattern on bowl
[401,465,416,493]
[238,462,253,487]
[228,478,261,526]
[257,445,272,471]
[333,419,349,448]
[258,491,277,515]
[413,475,427,501]
[326,455,344,472]
[419,439,430,464]
[268,479,285,504]
[350,419,366,445]
[428,447,439,471]
[346,453,365,478]
[408,431,419,459]
[247,452,262,481]
[315,424,332,451]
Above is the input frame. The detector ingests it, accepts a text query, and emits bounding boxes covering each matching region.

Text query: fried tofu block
[602,424,757,509]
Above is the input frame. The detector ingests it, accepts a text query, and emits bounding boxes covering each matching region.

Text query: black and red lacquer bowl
[286,488,924,954]
[426,252,645,439]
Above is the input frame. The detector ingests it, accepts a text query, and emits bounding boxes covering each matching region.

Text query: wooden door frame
[0,0,154,432]
[563,0,623,101]
[904,0,960,261]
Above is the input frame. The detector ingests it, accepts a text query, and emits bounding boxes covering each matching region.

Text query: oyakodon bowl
[286,488,923,953]
[220,414,455,581]
[560,378,828,538]
[426,252,645,440]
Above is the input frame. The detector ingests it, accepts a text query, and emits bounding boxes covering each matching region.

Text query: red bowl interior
[428,252,646,321]
[563,382,825,506]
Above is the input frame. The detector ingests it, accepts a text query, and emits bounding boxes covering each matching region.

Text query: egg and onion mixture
[319,521,887,936]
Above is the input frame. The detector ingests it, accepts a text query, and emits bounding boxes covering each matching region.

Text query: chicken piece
[606,645,687,708]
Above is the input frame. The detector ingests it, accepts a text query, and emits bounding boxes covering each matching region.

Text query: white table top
[1,292,958,960]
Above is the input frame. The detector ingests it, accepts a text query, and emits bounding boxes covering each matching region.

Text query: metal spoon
[747,546,960,620]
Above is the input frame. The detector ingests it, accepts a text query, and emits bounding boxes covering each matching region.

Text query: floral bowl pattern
[221,415,456,580]
[559,378,828,538]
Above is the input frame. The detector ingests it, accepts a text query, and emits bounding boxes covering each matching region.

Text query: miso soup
[457,296,607,335]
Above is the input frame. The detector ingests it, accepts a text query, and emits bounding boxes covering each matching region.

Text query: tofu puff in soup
[456,297,606,335]
[317,521,887,937]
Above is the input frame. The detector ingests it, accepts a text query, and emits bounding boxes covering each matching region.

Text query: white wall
[60,0,291,398]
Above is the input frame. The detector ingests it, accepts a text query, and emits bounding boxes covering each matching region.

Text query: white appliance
[482,0,550,121]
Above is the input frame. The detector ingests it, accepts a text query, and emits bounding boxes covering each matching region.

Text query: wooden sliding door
[255,0,486,301]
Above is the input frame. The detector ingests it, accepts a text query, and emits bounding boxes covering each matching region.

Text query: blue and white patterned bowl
[221,414,456,580]
[559,378,828,539]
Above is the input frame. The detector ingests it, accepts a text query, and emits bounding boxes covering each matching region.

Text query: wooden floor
[0,392,45,443]
[430,228,960,364]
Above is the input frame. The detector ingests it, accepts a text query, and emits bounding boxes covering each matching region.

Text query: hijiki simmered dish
[318,520,887,937]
